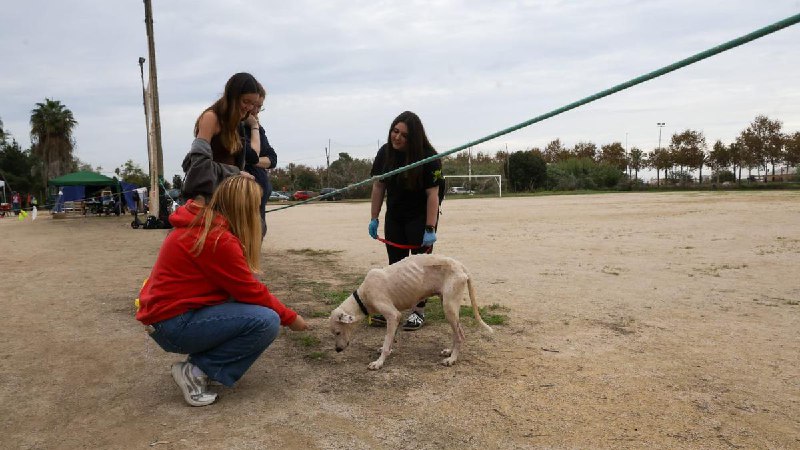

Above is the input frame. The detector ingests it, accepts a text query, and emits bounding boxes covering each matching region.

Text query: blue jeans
[149,302,281,387]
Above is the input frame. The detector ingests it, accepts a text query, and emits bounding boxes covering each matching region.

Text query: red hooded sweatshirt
[135,200,297,326]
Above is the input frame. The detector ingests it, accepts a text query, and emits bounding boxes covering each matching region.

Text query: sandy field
[1,191,798,449]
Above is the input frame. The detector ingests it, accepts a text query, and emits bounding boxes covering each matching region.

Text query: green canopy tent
[48,171,122,212]
[48,171,119,187]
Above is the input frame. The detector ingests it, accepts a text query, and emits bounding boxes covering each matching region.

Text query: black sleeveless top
[210,134,238,167]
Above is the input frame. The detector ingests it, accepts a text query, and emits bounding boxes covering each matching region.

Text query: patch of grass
[303,288,355,319]
[287,248,342,257]
[321,288,352,306]
[291,279,327,290]
[462,304,509,325]
[423,298,509,326]
[305,351,328,361]
[289,334,321,348]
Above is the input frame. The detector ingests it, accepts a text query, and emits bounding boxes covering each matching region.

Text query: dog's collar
[352,290,369,316]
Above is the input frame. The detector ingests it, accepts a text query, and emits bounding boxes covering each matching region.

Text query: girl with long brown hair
[181,73,261,202]
[367,111,444,330]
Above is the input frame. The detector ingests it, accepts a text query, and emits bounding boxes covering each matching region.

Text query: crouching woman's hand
[288,315,310,331]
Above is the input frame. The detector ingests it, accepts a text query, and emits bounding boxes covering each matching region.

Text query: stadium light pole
[625,132,629,178]
[657,122,665,149]
[468,147,472,191]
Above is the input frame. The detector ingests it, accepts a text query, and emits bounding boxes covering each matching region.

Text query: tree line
[526,115,799,188]
[0,100,180,203]
[270,115,799,196]
[2,97,798,203]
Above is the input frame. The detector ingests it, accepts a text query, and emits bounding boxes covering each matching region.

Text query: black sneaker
[368,314,387,327]
[402,311,425,331]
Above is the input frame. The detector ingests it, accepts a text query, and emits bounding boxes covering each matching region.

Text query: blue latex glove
[422,230,437,247]
[368,218,379,239]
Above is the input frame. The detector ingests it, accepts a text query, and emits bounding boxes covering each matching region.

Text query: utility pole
[143,0,162,219]
[505,143,510,183]
[138,56,153,186]
[657,122,666,182]
[326,139,331,187]
[468,147,472,191]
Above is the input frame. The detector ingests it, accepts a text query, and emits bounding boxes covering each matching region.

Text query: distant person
[367,111,444,331]
[136,176,309,407]
[243,84,278,239]
[11,192,20,214]
[132,189,140,214]
[182,72,258,204]
[54,188,65,213]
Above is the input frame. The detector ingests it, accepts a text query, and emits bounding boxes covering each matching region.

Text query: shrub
[546,157,621,190]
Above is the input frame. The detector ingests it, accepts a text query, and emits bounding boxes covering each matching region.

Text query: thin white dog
[329,254,494,370]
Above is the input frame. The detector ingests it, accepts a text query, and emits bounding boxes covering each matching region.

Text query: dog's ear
[338,312,356,324]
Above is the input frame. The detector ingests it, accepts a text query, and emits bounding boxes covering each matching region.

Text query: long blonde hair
[189,176,264,272]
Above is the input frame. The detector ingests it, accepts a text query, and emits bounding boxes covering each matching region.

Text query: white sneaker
[171,362,217,407]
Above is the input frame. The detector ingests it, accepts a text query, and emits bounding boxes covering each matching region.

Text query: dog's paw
[440,348,452,357]
[441,357,457,366]
[368,360,384,370]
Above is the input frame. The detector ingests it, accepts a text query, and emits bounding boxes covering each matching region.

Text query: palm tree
[30,98,78,187]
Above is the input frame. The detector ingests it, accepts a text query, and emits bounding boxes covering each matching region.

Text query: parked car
[269,191,289,201]
[319,187,343,201]
[448,186,475,195]
[291,190,315,201]
[166,188,183,207]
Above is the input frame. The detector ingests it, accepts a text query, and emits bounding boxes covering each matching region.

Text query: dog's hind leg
[440,277,467,366]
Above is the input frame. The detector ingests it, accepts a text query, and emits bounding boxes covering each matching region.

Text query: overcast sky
[1,1,798,182]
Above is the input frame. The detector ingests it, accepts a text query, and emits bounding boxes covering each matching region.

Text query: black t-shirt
[370,143,443,220]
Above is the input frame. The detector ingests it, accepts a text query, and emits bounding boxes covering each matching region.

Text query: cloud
[1,0,798,181]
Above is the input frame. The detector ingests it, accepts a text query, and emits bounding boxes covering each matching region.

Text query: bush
[711,169,736,183]
[546,158,622,190]
[667,170,694,185]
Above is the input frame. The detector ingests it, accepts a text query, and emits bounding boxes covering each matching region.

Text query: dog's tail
[466,274,494,334]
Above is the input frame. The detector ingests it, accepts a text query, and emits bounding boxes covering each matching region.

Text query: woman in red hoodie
[136,176,308,406]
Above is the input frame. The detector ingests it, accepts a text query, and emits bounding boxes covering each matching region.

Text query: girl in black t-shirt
[368,111,443,330]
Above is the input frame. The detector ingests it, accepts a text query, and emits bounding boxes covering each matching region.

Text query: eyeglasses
[241,98,264,112]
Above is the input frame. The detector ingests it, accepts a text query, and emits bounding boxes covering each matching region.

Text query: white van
[448,186,474,195]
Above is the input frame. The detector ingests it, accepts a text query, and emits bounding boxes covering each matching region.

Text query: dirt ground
[1,191,798,449]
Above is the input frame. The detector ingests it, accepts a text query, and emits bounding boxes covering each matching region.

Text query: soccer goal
[443,175,502,197]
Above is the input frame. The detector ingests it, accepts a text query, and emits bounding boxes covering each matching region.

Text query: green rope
[268,12,800,213]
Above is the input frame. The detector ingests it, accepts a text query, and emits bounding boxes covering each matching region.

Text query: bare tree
[572,141,597,160]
